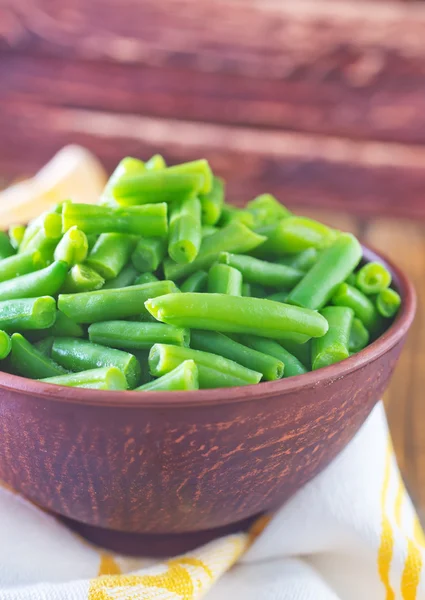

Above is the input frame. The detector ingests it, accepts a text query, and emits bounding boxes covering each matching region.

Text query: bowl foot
[63,515,259,557]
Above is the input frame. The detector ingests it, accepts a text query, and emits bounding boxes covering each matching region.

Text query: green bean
[61,264,105,294]
[136,360,198,391]
[190,330,284,381]
[88,320,190,350]
[51,338,141,389]
[266,291,289,303]
[47,311,85,338]
[86,234,98,251]
[86,233,136,280]
[133,349,154,385]
[311,306,354,370]
[279,338,311,369]
[112,171,204,206]
[345,272,357,286]
[0,251,47,283]
[145,154,166,170]
[59,280,179,323]
[202,226,218,238]
[207,263,242,295]
[246,194,291,226]
[169,197,202,264]
[376,288,401,318]
[54,226,88,266]
[239,335,308,378]
[199,177,224,226]
[132,237,167,273]
[250,284,269,298]
[0,330,11,359]
[242,283,251,297]
[40,367,127,390]
[100,157,146,205]
[219,205,255,229]
[62,202,168,237]
[145,293,328,339]
[134,272,159,286]
[21,213,62,256]
[8,225,26,250]
[180,271,208,293]
[11,333,67,378]
[0,297,57,331]
[278,248,319,272]
[332,283,379,330]
[0,261,68,301]
[287,234,362,310]
[256,216,336,256]
[19,205,61,253]
[167,159,213,194]
[0,232,15,260]
[149,344,262,388]
[219,253,303,289]
[349,318,370,353]
[34,336,54,356]
[103,263,140,289]
[163,222,266,281]
[356,262,392,295]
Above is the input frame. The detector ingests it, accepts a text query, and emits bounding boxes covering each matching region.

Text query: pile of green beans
[0,155,402,391]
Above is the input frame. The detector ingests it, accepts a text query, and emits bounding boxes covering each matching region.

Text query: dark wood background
[2,0,425,217]
[2,0,425,512]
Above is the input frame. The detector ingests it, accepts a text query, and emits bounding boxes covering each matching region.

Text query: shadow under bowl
[0,246,416,555]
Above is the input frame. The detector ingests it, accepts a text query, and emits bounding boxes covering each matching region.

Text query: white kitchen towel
[0,401,423,600]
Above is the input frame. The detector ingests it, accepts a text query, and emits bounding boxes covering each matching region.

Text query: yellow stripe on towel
[377,439,395,600]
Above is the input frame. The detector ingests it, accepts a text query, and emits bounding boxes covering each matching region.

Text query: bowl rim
[0,243,416,408]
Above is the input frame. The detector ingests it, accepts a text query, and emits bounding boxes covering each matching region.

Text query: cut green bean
[63,202,168,237]
[191,330,284,381]
[163,221,266,281]
[0,251,47,283]
[40,367,127,390]
[0,260,68,301]
[180,271,208,293]
[145,154,166,170]
[61,264,105,294]
[103,263,140,289]
[54,226,88,266]
[149,344,262,388]
[86,233,136,280]
[349,317,370,353]
[167,159,213,194]
[19,205,61,253]
[8,225,26,250]
[136,360,198,391]
[0,330,11,359]
[59,280,179,323]
[132,237,167,273]
[256,216,336,256]
[112,171,204,206]
[0,232,15,260]
[311,306,354,370]
[169,197,202,264]
[266,291,289,303]
[278,248,319,272]
[207,263,242,295]
[202,226,218,238]
[356,262,392,295]
[279,339,311,369]
[219,205,255,229]
[246,194,291,227]
[199,177,224,226]
[52,338,141,389]
[100,157,146,205]
[219,253,303,289]
[133,349,154,385]
[47,311,85,338]
[134,272,159,286]
[88,320,190,350]
[20,213,63,257]
[11,333,67,378]
[376,288,401,318]
[332,283,380,330]
[0,297,57,331]
[34,336,54,356]
[287,234,362,310]
[239,335,308,378]
[145,293,328,339]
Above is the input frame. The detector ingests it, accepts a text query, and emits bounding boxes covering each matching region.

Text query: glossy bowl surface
[0,246,416,549]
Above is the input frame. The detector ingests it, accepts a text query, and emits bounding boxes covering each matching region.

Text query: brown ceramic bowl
[0,246,415,554]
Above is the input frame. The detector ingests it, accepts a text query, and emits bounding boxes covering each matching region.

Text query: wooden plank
[2,1,425,144]
[2,101,425,218]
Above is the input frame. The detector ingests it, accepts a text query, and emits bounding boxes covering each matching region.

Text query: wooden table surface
[301,207,424,516]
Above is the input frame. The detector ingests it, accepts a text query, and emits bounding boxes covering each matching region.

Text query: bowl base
[63,516,259,557]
